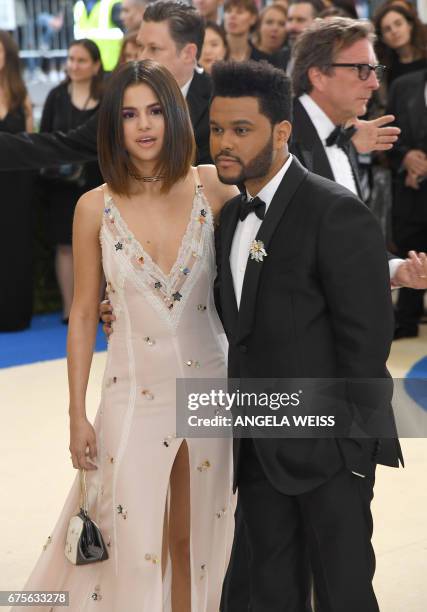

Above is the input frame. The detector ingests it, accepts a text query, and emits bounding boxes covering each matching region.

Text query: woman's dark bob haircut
[98,60,195,196]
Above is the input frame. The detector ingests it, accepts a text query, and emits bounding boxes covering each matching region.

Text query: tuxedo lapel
[292,99,335,181]
[236,157,308,343]
[292,99,363,199]
[219,195,241,330]
[186,71,211,130]
[347,144,363,200]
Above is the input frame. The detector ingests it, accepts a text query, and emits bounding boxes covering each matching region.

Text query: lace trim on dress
[100,177,215,331]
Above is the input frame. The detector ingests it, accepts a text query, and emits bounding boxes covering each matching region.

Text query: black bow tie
[239,195,266,222]
[325,125,357,150]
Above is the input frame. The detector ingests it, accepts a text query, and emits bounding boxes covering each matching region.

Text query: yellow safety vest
[74,0,123,71]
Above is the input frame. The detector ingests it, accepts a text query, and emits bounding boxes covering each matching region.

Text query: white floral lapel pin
[249,240,267,263]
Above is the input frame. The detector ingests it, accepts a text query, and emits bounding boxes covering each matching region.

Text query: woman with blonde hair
[254,3,288,57]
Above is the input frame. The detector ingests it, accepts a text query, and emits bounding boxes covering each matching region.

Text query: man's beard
[215,136,274,185]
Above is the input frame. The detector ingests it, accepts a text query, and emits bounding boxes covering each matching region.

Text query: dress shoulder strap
[191,166,203,192]
[101,183,111,208]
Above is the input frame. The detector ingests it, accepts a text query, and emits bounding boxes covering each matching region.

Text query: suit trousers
[233,438,378,612]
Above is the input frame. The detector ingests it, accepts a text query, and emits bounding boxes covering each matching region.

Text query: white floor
[1,334,426,610]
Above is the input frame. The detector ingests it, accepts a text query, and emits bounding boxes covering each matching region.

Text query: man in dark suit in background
[211,57,402,612]
[289,16,427,290]
[387,68,427,338]
[0,1,212,166]
[136,1,212,163]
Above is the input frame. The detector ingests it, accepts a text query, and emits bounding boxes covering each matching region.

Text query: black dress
[0,107,35,331]
[39,83,103,245]
[387,55,427,86]
[248,42,286,70]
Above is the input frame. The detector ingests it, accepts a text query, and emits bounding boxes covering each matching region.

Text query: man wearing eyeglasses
[291,17,384,199]
[288,17,423,289]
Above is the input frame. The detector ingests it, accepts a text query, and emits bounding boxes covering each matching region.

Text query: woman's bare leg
[162,494,169,577]
[169,440,191,612]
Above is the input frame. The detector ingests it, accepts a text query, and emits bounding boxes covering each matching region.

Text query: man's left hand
[392,251,427,289]
[348,115,401,154]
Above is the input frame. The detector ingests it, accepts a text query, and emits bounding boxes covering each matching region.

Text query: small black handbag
[64,469,109,565]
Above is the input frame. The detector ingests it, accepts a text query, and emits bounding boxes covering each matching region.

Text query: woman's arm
[67,188,104,470]
[0,112,98,171]
[24,95,34,133]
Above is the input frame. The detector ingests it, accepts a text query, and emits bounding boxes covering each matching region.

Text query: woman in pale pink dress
[17,60,238,612]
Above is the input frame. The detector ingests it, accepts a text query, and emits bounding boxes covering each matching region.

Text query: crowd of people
[1,0,426,333]
[2,1,427,612]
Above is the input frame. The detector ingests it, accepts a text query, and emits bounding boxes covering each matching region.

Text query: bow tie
[325,125,357,150]
[239,195,266,222]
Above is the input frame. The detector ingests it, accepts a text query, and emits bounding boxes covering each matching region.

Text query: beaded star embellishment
[249,240,267,262]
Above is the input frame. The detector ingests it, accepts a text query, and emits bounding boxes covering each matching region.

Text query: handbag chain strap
[79,469,89,515]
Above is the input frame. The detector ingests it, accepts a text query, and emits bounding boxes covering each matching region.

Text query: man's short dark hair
[210,60,292,125]
[143,1,205,59]
[288,0,325,17]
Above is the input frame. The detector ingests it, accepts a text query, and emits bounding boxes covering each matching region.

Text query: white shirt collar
[298,93,337,144]
[180,75,194,99]
[246,153,293,210]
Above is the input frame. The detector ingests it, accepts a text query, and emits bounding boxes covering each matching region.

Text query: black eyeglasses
[329,63,386,81]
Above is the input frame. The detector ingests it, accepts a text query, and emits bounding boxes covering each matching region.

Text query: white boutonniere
[249,240,267,262]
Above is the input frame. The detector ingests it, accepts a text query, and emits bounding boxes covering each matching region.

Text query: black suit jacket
[0,69,212,171]
[215,157,402,495]
[186,70,212,165]
[386,69,427,224]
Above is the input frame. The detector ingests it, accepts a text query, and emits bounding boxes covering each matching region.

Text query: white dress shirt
[180,76,193,99]
[298,93,403,281]
[230,154,294,308]
[299,93,358,196]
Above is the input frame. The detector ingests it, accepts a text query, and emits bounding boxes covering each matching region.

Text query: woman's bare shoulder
[76,185,105,208]
[197,164,223,189]
[74,185,106,225]
[196,165,239,216]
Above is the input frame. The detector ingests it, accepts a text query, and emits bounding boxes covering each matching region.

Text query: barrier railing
[0,0,74,61]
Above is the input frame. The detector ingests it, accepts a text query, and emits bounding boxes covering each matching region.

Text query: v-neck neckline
[105,188,200,281]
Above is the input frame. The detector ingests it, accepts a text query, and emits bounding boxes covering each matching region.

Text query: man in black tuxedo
[0,1,212,167]
[289,16,427,291]
[211,58,402,611]
[290,16,375,201]
[386,69,427,338]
